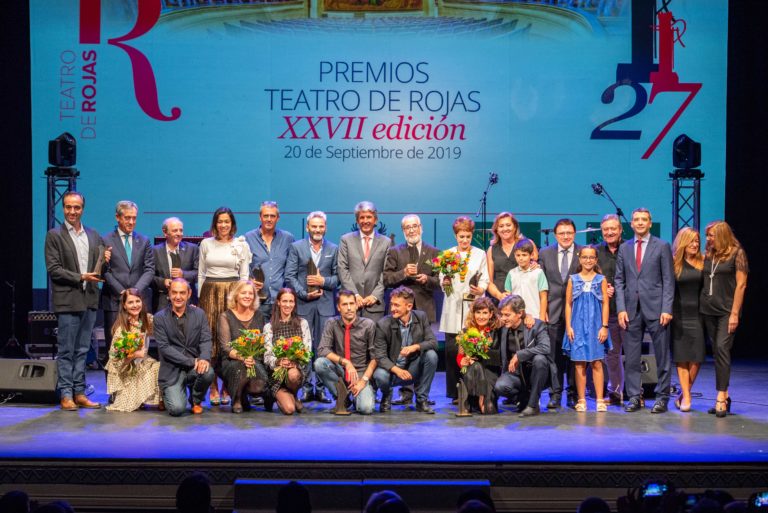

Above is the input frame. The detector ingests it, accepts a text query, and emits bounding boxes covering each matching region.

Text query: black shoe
[250,396,264,406]
[502,397,515,405]
[624,397,645,412]
[380,392,392,413]
[546,394,561,410]
[263,394,275,412]
[315,388,333,404]
[708,397,731,415]
[301,386,315,402]
[392,393,414,405]
[85,384,96,397]
[519,405,540,417]
[415,400,435,414]
[650,398,669,414]
[427,399,436,405]
[566,395,577,410]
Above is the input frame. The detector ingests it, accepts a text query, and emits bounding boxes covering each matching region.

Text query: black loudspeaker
[640,354,658,398]
[48,132,77,167]
[0,359,58,404]
[27,311,58,359]
[672,134,701,169]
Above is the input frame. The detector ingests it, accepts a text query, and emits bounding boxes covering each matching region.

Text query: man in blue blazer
[285,211,339,402]
[100,200,155,360]
[151,217,199,312]
[614,208,675,413]
[154,279,215,416]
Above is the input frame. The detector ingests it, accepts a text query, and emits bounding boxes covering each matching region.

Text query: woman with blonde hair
[700,221,748,417]
[670,228,705,412]
[486,212,538,302]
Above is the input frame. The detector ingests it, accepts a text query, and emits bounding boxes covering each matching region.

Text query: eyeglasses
[403,224,421,232]
[556,231,575,237]
[579,255,597,260]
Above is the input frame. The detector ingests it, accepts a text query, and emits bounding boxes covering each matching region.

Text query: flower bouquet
[230,329,266,378]
[271,336,312,384]
[110,329,144,360]
[456,327,492,373]
[432,250,469,296]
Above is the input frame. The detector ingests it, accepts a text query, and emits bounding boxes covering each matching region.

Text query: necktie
[635,239,643,271]
[560,248,569,281]
[363,236,371,263]
[124,234,132,263]
[343,322,352,381]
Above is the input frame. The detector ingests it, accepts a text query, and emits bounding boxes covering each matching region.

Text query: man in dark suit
[285,211,339,402]
[373,286,438,414]
[101,200,155,360]
[383,214,439,406]
[154,279,215,416]
[537,218,581,410]
[151,217,199,312]
[44,191,106,410]
[614,208,674,413]
[493,295,551,417]
[338,201,392,321]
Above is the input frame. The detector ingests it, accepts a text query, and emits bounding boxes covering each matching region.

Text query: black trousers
[445,333,460,399]
[547,320,574,398]
[702,313,736,391]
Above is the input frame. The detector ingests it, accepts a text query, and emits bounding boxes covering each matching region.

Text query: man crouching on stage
[373,286,438,414]
[155,278,215,416]
[314,290,378,414]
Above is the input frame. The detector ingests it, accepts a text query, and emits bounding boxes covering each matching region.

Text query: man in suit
[383,214,439,406]
[44,191,107,410]
[373,286,438,414]
[537,218,581,410]
[100,200,155,360]
[614,208,674,413]
[285,211,339,402]
[151,217,199,312]
[493,295,551,418]
[245,201,295,319]
[338,201,392,321]
[154,279,215,416]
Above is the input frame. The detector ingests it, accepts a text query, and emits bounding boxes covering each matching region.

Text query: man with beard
[285,211,339,402]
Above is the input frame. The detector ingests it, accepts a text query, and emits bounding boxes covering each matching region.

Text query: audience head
[1,490,31,513]
[458,499,494,513]
[276,481,311,513]
[490,212,520,246]
[210,207,237,240]
[457,488,496,512]
[577,496,611,513]
[33,501,73,513]
[176,472,212,513]
[364,491,409,513]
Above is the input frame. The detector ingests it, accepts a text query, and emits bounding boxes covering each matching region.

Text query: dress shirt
[65,221,90,278]
[359,231,375,257]
[310,242,322,267]
[396,314,414,368]
[246,228,295,304]
[597,241,621,314]
[317,316,376,373]
[173,309,188,339]
[557,244,574,272]
[165,243,179,274]
[634,233,651,264]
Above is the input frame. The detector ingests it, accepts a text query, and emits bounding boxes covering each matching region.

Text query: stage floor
[2,359,767,465]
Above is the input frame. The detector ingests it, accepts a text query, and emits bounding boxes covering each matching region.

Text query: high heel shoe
[714,400,728,418]
[674,393,682,410]
[708,397,731,415]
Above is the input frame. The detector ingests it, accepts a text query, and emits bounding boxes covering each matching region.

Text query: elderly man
[44,191,108,410]
[373,286,438,414]
[154,279,215,416]
[338,201,392,321]
[596,214,624,405]
[314,290,377,414]
[151,217,199,312]
[245,201,295,319]
[615,208,674,413]
[285,211,339,403]
[493,295,552,417]
[101,200,155,361]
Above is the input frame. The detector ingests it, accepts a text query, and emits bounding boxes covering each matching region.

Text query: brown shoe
[74,394,101,409]
[158,399,166,411]
[192,404,203,414]
[60,397,78,411]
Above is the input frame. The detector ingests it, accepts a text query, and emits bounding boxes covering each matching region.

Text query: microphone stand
[591,183,630,225]
[475,172,499,250]
[2,280,29,359]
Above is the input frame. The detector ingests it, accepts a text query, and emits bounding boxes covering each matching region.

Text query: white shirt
[558,244,574,272]
[65,221,89,277]
[633,233,651,264]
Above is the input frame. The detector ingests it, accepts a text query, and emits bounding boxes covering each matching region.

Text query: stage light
[48,132,76,167]
[672,134,701,169]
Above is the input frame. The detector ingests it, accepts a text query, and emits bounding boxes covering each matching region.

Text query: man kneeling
[374,286,438,414]
[494,295,552,417]
[155,279,215,416]
[314,290,378,414]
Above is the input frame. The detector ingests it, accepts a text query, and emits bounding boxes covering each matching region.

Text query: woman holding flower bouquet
[438,216,489,401]
[263,288,313,415]
[198,207,252,406]
[105,289,162,412]
[218,280,268,413]
[456,297,501,414]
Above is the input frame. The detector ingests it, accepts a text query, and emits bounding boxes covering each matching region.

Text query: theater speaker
[48,132,77,167]
[640,354,658,398]
[27,311,58,359]
[0,359,58,404]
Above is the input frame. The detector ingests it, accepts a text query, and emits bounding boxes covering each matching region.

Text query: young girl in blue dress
[563,245,612,412]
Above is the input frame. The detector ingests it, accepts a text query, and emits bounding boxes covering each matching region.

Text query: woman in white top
[197,206,252,405]
[438,216,489,401]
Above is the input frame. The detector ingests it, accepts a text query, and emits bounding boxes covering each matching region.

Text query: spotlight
[48,132,76,167]
[672,134,701,169]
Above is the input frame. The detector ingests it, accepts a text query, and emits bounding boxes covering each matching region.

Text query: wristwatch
[362,376,369,382]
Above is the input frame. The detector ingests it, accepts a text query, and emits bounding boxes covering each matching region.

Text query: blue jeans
[373,349,438,403]
[162,367,215,416]
[314,357,376,414]
[56,309,97,398]
[303,309,334,390]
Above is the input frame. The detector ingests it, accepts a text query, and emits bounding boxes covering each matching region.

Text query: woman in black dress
[218,280,269,413]
[486,212,538,302]
[456,297,502,415]
[670,228,705,412]
[700,221,748,418]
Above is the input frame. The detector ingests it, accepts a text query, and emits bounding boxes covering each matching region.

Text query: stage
[1,360,767,512]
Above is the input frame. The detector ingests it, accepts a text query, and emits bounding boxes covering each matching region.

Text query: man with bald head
[152,217,199,312]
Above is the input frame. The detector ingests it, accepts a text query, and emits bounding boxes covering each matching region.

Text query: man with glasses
[537,218,581,410]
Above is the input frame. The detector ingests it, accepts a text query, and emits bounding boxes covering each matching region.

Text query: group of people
[45,193,747,418]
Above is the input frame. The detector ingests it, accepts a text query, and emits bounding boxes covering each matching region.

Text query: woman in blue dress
[563,246,612,412]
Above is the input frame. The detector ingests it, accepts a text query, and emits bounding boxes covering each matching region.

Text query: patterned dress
[562,274,613,362]
[105,316,161,412]
[263,318,312,395]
